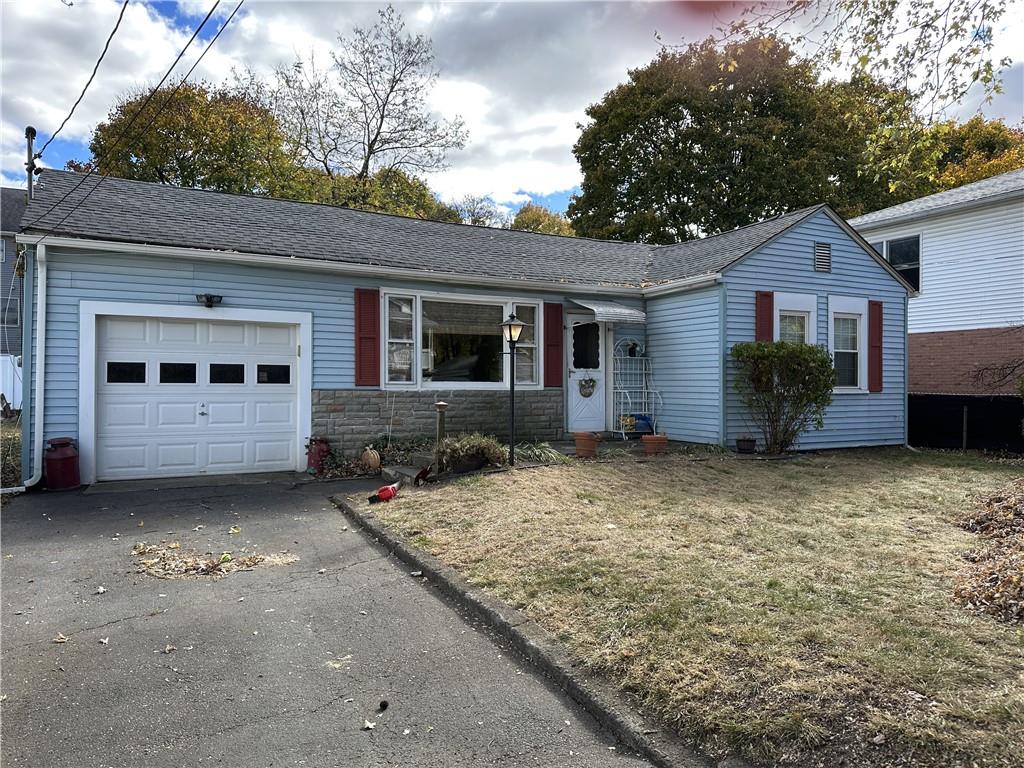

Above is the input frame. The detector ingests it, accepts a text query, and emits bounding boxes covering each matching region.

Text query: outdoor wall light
[195,294,223,308]
[499,313,526,466]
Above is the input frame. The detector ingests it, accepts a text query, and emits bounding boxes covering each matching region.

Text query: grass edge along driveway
[349,448,1024,768]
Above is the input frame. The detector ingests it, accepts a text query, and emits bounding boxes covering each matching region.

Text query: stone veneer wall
[312,388,565,455]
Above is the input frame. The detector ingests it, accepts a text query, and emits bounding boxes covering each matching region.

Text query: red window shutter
[868,300,883,393]
[755,291,774,342]
[543,303,563,387]
[354,288,380,387]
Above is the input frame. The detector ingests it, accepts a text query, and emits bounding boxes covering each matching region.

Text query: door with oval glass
[566,314,607,432]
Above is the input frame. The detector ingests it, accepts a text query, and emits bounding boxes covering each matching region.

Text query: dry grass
[352,448,1024,768]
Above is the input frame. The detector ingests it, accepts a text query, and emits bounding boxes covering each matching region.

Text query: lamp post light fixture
[500,313,526,466]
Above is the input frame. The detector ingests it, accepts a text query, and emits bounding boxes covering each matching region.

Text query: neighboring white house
[1,187,26,410]
[850,168,1024,449]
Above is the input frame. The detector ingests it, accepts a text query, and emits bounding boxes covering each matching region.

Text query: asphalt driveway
[0,476,649,767]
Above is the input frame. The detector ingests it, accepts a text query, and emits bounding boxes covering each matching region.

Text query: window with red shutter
[755,291,774,342]
[354,288,380,387]
[543,303,563,387]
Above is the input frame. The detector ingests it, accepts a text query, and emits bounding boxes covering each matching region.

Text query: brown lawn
[350,448,1024,768]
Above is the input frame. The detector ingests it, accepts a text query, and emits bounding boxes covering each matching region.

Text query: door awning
[570,299,646,324]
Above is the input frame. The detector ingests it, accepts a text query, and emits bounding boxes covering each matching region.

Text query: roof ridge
[32,169,654,251]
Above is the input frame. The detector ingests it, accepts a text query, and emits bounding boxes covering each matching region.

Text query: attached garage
[79,303,312,484]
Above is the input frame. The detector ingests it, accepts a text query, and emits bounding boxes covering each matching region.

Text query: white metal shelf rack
[611,339,662,439]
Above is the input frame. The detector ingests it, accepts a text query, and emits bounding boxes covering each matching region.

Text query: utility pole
[25,126,37,199]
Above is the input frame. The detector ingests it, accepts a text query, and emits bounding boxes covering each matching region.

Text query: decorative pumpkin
[361,447,382,470]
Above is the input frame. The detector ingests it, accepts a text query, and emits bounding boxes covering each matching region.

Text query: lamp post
[500,313,526,466]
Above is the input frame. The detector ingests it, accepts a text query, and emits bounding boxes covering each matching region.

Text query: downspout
[24,242,46,487]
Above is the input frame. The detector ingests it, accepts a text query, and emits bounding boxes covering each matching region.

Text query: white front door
[566,314,607,432]
[95,316,299,481]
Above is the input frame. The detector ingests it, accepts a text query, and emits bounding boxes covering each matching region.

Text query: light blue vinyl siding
[646,285,723,444]
[24,247,597,466]
[722,210,908,449]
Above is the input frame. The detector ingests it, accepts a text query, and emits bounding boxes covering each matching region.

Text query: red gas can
[44,437,81,490]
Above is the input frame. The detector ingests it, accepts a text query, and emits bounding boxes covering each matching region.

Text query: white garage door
[95,316,299,481]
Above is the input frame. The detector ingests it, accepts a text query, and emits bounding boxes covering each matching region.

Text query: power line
[36,0,131,158]
[22,0,228,235]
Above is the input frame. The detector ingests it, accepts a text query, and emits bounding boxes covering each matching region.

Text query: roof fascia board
[641,273,721,297]
[850,188,1024,232]
[16,235,643,297]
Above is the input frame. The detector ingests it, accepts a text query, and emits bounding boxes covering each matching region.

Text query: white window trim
[827,295,869,393]
[874,234,922,293]
[78,301,313,485]
[773,292,817,344]
[379,287,544,392]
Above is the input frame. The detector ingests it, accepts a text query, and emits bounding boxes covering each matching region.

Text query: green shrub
[731,341,835,454]
[437,433,508,471]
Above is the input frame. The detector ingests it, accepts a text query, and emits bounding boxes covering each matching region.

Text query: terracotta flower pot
[641,433,668,456]
[573,431,600,459]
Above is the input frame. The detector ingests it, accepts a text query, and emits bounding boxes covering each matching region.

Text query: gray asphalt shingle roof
[1,187,27,234]
[21,170,832,287]
[848,168,1024,230]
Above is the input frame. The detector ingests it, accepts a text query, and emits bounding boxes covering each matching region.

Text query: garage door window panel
[257,364,291,384]
[210,363,245,384]
[106,361,146,384]
[159,362,197,384]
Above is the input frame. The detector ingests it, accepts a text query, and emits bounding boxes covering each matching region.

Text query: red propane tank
[44,437,81,491]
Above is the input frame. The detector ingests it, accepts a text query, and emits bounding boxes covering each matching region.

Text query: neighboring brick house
[850,169,1024,450]
[1,187,26,409]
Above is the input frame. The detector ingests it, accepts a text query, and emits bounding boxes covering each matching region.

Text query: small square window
[257,364,290,384]
[779,312,808,344]
[159,362,197,384]
[210,363,245,384]
[106,361,146,384]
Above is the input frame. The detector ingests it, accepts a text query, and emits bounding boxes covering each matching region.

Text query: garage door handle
[198,403,208,416]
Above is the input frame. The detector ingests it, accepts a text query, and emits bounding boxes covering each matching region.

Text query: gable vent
[813,242,832,272]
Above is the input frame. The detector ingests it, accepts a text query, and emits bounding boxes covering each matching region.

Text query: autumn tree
[510,203,575,236]
[721,0,1017,187]
[568,37,923,242]
[269,5,466,182]
[73,81,296,195]
[929,117,1024,189]
[452,195,508,227]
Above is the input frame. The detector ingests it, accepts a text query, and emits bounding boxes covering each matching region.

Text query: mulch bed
[953,479,1024,624]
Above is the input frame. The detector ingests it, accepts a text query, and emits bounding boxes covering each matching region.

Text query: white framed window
[871,235,920,291]
[381,289,543,390]
[828,295,868,392]
[773,292,817,344]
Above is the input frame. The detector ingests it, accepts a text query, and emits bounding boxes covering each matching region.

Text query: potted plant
[641,432,668,455]
[735,434,757,454]
[573,431,600,458]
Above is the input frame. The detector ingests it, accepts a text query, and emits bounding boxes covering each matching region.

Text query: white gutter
[15,235,646,298]
[642,273,722,297]
[24,242,46,487]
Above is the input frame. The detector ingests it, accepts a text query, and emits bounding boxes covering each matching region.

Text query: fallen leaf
[362,720,375,731]
[95,586,107,595]
[52,633,68,644]
[228,525,241,535]
[410,571,423,577]
[317,568,327,574]
[167,542,181,550]
[99,637,109,645]
[403,728,411,735]
[163,644,176,654]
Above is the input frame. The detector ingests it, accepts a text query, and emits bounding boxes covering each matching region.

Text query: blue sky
[2,1,1022,217]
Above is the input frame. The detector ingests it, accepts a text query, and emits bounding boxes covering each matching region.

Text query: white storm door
[566,314,607,432]
[95,316,299,480]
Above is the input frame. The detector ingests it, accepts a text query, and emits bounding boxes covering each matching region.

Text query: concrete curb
[331,494,753,768]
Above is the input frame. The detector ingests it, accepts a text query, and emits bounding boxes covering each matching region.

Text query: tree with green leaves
[71,81,296,196]
[721,0,1017,188]
[510,203,575,236]
[568,37,924,242]
[928,116,1024,189]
